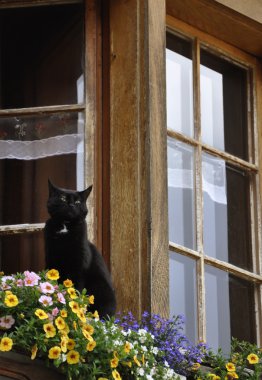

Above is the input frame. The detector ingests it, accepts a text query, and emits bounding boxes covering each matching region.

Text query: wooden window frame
[0,0,102,250]
[167,16,262,345]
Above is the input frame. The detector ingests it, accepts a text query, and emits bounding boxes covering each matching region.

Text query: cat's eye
[60,195,67,202]
[75,200,81,204]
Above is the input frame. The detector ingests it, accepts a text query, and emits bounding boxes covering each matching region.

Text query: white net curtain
[0,112,84,160]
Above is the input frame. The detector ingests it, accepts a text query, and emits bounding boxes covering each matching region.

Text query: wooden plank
[0,223,44,235]
[147,0,169,317]
[166,0,262,57]
[0,104,84,117]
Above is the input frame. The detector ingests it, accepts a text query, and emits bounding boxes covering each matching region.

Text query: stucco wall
[215,0,262,23]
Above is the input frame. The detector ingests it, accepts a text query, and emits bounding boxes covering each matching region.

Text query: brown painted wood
[166,0,262,57]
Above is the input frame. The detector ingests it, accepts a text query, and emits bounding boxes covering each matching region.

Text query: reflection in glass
[0,3,84,109]
[203,152,252,271]
[200,50,248,160]
[205,265,256,353]
[0,232,44,275]
[169,252,197,343]
[166,35,193,137]
[168,137,196,249]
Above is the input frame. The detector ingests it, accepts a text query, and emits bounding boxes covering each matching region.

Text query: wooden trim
[0,223,44,235]
[0,104,85,117]
[0,0,81,8]
[166,0,262,57]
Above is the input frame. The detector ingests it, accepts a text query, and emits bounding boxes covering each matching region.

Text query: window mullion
[193,38,206,342]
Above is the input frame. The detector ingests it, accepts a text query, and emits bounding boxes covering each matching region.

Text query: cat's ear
[79,185,93,202]
[48,179,60,196]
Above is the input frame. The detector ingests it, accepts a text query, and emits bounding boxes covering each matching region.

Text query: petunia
[67,339,76,351]
[0,315,15,329]
[112,369,122,380]
[35,309,48,320]
[226,363,236,372]
[66,350,80,364]
[57,292,66,304]
[39,295,53,307]
[69,301,80,314]
[89,295,95,304]
[247,353,259,364]
[4,294,19,307]
[0,337,13,352]
[48,346,61,359]
[67,287,77,299]
[39,282,55,294]
[24,271,40,286]
[31,344,38,360]
[55,316,66,330]
[86,340,96,351]
[43,323,56,338]
[63,279,73,288]
[110,357,119,368]
[46,269,60,281]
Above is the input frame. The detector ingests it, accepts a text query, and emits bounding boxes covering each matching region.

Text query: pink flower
[52,307,59,316]
[39,282,55,294]
[16,279,24,287]
[57,292,66,304]
[39,295,53,307]
[0,315,15,329]
[1,276,14,290]
[24,271,40,287]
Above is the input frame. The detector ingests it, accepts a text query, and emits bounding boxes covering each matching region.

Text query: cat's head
[47,180,92,222]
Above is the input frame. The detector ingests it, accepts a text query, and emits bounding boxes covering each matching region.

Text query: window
[0,1,99,275]
[166,29,262,352]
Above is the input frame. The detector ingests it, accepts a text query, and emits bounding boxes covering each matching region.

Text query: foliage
[191,338,262,380]
[0,270,181,380]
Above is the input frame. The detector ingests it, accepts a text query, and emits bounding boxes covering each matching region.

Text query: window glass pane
[200,50,248,160]
[0,3,84,109]
[205,265,256,353]
[0,112,84,225]
[166,35,193,137]
[169,252,198,343]
[168,137,196,249]
[203,152,252,271]
[0,232,44,274]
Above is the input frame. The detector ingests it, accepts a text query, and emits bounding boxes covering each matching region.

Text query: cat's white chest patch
[57,224,68,234]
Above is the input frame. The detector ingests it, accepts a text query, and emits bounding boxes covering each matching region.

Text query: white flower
[146,375,154,380]
[152,346,158,355]
[137,368,145,376]
[141,345,148,352]
[0,315,15,329]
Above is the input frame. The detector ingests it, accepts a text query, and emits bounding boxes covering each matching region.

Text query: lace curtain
[0,112,84,160]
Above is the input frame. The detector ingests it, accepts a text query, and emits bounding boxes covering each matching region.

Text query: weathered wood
[0,104,84,118]
[166,0,262,57]
[0,223,44,235]
[109,0,168,318]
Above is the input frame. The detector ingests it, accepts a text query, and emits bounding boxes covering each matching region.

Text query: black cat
[44,180,116,318]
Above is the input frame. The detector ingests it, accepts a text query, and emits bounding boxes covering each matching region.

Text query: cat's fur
[44,180,116,318]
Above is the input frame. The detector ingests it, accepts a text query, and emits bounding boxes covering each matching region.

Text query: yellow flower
[86,340,96,351]
[93,310,99,319]
[89,295,95,304]
[208,375,220,380]
[0,337,13,352]
[225,373,238,379]
[226,362,236,372]
[69,301,80,314]
[48,346,61,359]
[98,378,108,380]
[67,339,76,350]
[4,294,19,307]
[35,309,48,320]
[55,316,66,330]
[66,350,80,364]
[61,335,69,353]
[83,324,94,335]
[247,353,259,364]
[82,329,94,342]
[31,344,38,360]
[122,361,132,367]
[63,279,73,288]
[112,370,122,380]
[60,309,68,318]
[133,355,141,367]
[46,269,59,281]
[124,341,132,353]
[77,309,86,323]
[43,323,56,338]
[110,357,119,368]
[191,363,201,370]
[67,287,77,299]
